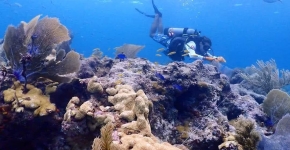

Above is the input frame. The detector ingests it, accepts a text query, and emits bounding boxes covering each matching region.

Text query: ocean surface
[0,0,289,69]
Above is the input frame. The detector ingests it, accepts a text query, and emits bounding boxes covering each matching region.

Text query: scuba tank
[164,28,200,37]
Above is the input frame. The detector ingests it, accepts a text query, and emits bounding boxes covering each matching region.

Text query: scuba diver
[136,0,226,63]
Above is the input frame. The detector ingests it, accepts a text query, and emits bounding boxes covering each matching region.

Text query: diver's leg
[152,0,162,17]
[157,17,163,34]
[150,0,163,36]
[135,8,155,18]
[149,14,160,37]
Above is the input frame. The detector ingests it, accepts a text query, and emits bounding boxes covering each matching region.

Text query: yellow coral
[218,132,243,150]
[64,97,81,121]
[108,85,137,121]
[108,85,153,136]
[63,97,115,131]
[176,125,190,139]
[152,82,166,95]
[3,81,56,116]
[92,85,181,150]
[117,133,181,150]
[87,76,103,94]
[92,123,182,150]
[45,82,59,95]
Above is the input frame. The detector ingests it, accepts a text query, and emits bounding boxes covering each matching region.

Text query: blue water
[0,0,289,69]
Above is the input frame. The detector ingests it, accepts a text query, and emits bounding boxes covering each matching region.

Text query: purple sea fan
[3,15,81,83]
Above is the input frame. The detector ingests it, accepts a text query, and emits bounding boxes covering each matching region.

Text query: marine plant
[240,59,290,94]
[114,44,144,59]
[2,15,81,83]
[262,114,290,149]
[229,117,261,150]
[262,89,290,124]
[92,122,118,150]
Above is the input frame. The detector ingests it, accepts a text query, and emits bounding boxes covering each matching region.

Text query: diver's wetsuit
[137,0,211,61]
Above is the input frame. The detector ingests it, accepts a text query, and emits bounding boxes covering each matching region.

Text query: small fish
[156,54,162,57]
[155,72,165,80]
[14,2,22,7]
[154,62,159,65]
[173,84,183,91]
[184,50,190,53]
[167,51,176,56]
[116,52,127,61]
[156,48,165,52]
[264,117,274,127]
[182,53,189,56]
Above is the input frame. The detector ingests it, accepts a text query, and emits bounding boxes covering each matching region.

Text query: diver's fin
[152,0,162,17]
[135,8,155,18]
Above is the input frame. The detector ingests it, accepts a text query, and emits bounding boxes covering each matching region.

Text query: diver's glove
[203,56,226,63]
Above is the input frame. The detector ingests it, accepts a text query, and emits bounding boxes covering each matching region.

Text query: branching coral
[114,44,144,59]
[92,122,119,150]
[262,89,290,124]
[3,15,81,83]
[229,117,261,150]
[240,59,290,94]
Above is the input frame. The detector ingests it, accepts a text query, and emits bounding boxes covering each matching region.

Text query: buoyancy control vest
[164,28,204,61]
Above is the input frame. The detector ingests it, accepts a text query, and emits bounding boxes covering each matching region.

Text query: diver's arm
[185,41,203,59]
[205,52,213,57]
[188,50,204,59]
[189,50,225,62]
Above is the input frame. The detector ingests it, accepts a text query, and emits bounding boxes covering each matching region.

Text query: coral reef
[229,116,261,150]
[77,56,114,79]
[3,81,56,116]
[261,113,290,150]
[262,89,290,124]
[0,52,270,149]
[240,59,290,94]
[92,122,182,150]
[87,76,104,94]
[3,15,81,83]
[107,84,153,137]
[218,132,242,150]
[91,48,104,59]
